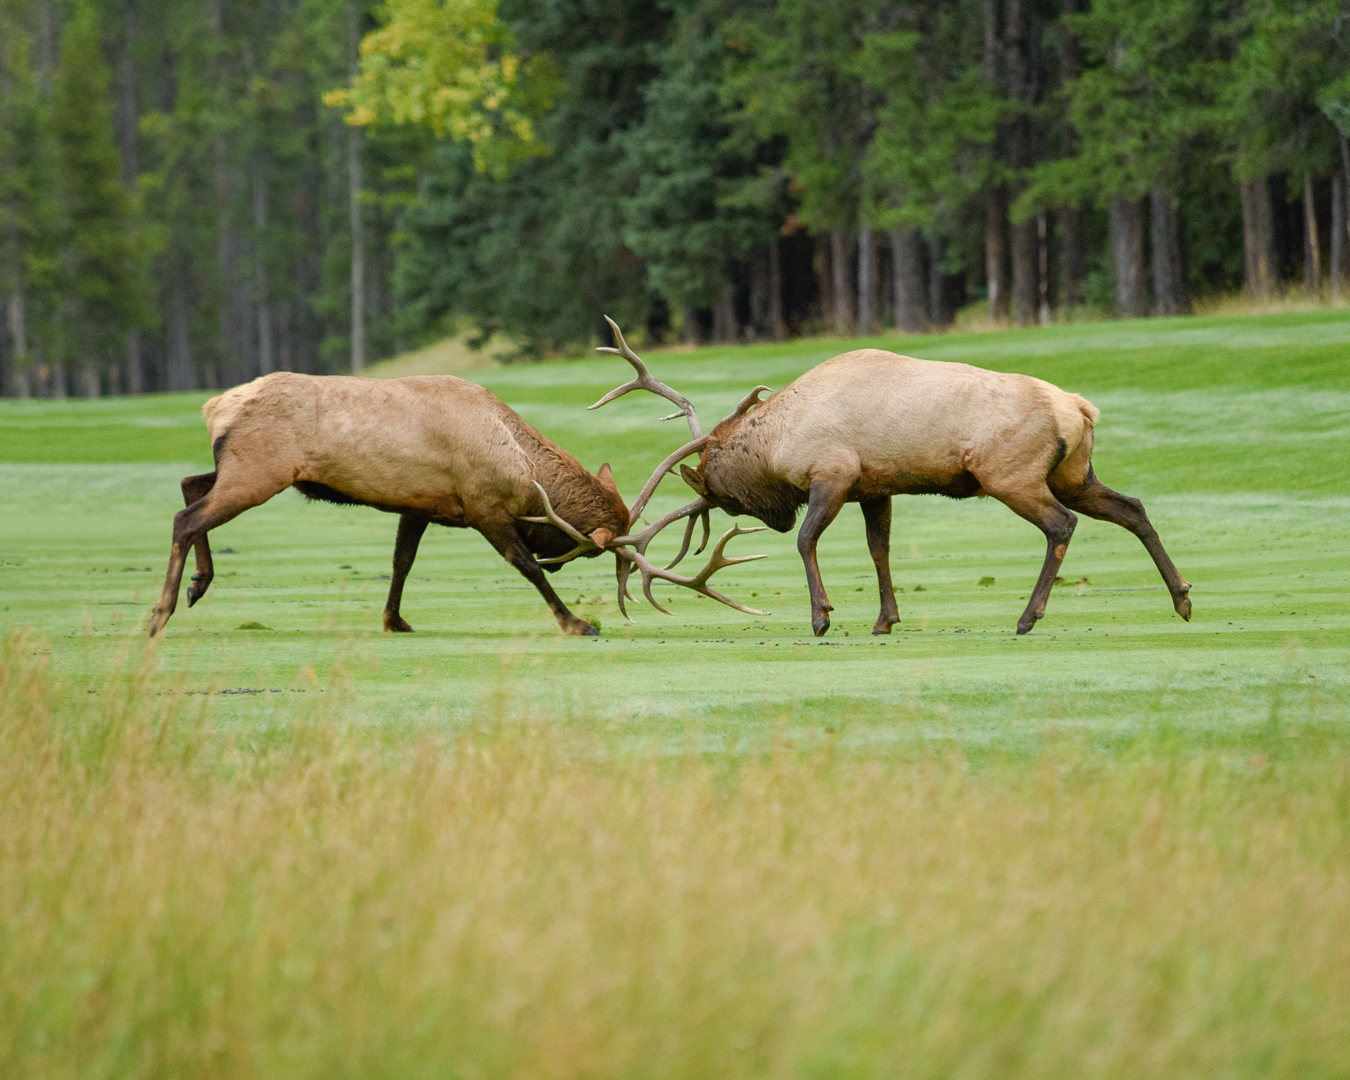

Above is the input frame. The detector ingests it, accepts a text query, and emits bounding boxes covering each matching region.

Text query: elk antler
[615,524,769,618]
[590,315,702,439]
[520,482,602,565]
[607,496,711,618]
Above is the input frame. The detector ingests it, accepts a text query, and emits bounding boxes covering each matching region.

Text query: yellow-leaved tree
[324,0,552,176]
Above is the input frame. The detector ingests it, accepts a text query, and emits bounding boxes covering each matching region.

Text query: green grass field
[1,311,1348,1076]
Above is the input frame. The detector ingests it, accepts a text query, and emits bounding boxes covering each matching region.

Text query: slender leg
[989,486,1078,634]
[149,474,288,636]
[1058,469,1192,620]
[478,520,598,636]
[860,495,900,634]
[797,479,851,637]
[383,515,429,632]
[181,473,217,607]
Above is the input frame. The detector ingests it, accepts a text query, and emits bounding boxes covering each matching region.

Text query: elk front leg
[797,478,851,637]
[1059,471,1192,621]
[993,487,1078,635]
[181,472,217,607]
[383,515,429,632]
[860,495,900,634]
[478,520,598,636]
[149,473,286,636]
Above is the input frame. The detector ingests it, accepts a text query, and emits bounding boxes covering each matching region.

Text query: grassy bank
[2,635,1348,1079]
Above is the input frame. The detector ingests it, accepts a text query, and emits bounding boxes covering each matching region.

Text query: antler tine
[590,315,703,441]
[519,482,600,565]
[726,385,772,421]
[617,524,770,617]
[623,434,708,528]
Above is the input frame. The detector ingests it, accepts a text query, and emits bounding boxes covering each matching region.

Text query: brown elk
[147,371,763,638]
[594,319,1193,637]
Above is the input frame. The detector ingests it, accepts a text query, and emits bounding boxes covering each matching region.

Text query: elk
[147,371,763,638]
[594,319,1193,637]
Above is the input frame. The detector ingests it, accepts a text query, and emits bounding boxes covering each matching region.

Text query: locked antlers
[522,481,765,619]
[518,319,771,620]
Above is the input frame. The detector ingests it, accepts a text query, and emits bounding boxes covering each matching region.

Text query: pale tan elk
[594,319,1193,637]
[147,371,764,638]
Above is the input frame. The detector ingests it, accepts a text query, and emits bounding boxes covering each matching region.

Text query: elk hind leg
[1057,469,1192,620]
[181,472,218,607]
[798,477,852,637]
[860,495,900,634]
[478,520,597,636]
[989,484,1077,635]
[149,473,288,637]
[383,515,429,632]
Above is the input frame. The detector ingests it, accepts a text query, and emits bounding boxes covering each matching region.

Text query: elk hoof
[562,619,600,637]
[1175,595,1192,621]
[147,607,166,637]
[383,612,414,633]
[812,614,831,637]
[872,616,898,635]
[1016,617,1036,635]
[186,576,210,607]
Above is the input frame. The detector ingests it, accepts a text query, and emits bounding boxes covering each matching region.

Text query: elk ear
[679,464,708,496]
[589,527,615,548]
[596,462,618,493]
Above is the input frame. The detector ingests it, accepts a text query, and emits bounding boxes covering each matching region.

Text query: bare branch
[589,316,702,441]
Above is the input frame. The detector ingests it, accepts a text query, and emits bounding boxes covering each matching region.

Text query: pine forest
[2,0,1349,397]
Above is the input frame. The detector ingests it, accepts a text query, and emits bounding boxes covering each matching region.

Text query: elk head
[523,316,772,621]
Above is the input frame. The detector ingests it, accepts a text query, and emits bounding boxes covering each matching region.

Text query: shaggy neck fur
[502,413,629,555]
[702,419,805,534]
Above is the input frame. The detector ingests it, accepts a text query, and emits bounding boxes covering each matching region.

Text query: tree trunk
[768,237,786,341]
[168,260,194,390]
[815,234,833,331]
[928,233,948,327]
[347,1,365,373]
[1110,195,1146,318]
[682,303,700,346]
[209,0,239,383]
[1058,0,1085,311]
[50,356,66,399]
[1060,207,1085,308]
[126,330,143,394]
[983,0,1009,321]
[1150,188,1187,316]
[984,189,1008,320]
[857,224,877,335]
[1340,134,1350,305]
[889,228,926,333]
[1,38,27,398]
[1304,173,1321,297]
[1037,214,1050,324]
[1005,0,1037,326]
[830,228,853,335]
[1332,174,1344,303]
[1240,177,1274,302]
[252,155,274,375]
[81,366,100,399]
[117,2,144,396]
[712,282,737,344]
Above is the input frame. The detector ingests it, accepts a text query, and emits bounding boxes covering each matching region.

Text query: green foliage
[326,0,553,177]
[622,5,783,313]
[49,3,149,365]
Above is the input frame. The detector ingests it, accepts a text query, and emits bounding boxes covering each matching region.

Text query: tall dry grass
[2,630,1348,1079]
